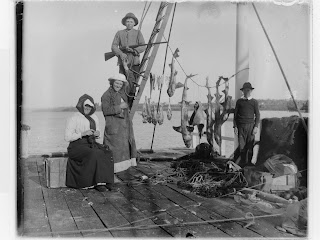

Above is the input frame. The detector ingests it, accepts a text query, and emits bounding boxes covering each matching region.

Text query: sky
[21,0,310,109]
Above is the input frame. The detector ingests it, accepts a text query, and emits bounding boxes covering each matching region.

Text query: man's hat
[122,13,138,26]
[108,73,128,84]
[240,82,254,90]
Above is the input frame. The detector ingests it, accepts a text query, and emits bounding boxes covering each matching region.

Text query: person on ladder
[111,12,147,109]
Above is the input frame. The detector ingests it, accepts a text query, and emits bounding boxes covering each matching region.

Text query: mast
[234,3,250,152]
[129,2,174,120]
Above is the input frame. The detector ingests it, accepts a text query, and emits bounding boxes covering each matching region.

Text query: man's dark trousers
[237,123,255,167]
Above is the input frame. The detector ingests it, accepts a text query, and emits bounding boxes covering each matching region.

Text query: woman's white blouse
[65,112,100,142]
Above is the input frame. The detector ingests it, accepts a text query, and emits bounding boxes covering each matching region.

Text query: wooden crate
[44,157,68,188]
[271,174,297,191]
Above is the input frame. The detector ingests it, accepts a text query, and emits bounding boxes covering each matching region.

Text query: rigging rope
[29,209,282,235]
[142,2,152,26]
[163,34,249,89]
[150,2,177,150]
[138,2,147,31]
[251,3,308,133]
[138,1,152,32]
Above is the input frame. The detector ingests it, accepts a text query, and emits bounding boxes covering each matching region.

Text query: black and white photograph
[15,0,313,238]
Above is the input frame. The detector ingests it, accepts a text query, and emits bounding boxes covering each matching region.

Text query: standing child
[233,82,260,167]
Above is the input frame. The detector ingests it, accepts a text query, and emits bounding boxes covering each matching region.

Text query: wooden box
[271,174,297,191]
[44,157,68,188]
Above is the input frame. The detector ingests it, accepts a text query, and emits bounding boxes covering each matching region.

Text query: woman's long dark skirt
[66,138,114,188]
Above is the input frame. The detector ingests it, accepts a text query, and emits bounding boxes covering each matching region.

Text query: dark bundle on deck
[171,159,247,198]
[256,116,308,186]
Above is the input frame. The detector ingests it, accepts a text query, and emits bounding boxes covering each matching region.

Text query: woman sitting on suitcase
[64,94,114,192]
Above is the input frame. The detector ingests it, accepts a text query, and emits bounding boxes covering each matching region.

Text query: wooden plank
[221,197,293,237]
[117,176,229,237]
[79,189,168,238]
[80,189,134,238]
[141,162,294,238]
[134,163,289,238]
[153,162,293,237]
[112,181,184,237]
[101,190,172,237]
[117,169,235,238]
[113,176,193,237]
[22,159,52,237]
[124,167,259,238]
[62,189,113,237]
[35,158,81,238]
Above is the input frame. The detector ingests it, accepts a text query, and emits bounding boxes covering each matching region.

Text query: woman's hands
[120,102,128,109]
[93,130,100,137]
[81,129,100,137]
[82,129,93,137]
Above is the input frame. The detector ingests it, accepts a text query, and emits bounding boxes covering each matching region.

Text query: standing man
[111,12,147,108]
[233,82,260,167]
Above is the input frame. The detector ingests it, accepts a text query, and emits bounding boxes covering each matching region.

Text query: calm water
[22,110,308,157]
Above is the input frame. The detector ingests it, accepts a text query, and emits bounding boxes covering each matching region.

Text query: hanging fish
[175,82,184,89]
[146,97,152,123]
[152,73,156,90]
[190,101,206,139]
[142,97,148,123]
[204,77,220,154]
[167,101,172,120]
[158,103,164,125]
[150,73,156,97]
[157,75,164,90]
[152,104,158,125]
[165,76,170,86]
[150,102,154,118]
[173,74,197,148]
[167,48,180,97]
[155,105,161,124]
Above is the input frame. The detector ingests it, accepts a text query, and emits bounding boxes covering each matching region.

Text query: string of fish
[162,35,249,89]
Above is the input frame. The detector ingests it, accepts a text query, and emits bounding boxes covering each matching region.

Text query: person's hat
[122,12,138,26]
[240,82,254,90]
[108,73,128,84]
[83,99,94,107]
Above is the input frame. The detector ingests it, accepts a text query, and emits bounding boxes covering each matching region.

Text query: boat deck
[19,154,296,238]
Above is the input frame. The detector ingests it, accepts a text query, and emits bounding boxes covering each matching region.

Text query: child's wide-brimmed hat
[240,82,254,90]
[122,13,139,26]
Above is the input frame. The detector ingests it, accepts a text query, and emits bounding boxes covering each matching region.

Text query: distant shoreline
[27,99,308,113]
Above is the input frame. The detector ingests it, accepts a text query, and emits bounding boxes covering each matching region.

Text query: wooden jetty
[18,150,297,238]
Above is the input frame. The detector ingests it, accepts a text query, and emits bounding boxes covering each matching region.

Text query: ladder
[129,2,174,120]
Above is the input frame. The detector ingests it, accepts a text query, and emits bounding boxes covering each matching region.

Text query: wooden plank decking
[18,155,297,238]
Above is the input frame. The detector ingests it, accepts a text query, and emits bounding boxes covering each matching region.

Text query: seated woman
[101,73,137,173]
[64,94,114,192]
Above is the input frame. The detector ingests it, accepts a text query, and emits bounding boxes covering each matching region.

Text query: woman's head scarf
[76,94,97,131]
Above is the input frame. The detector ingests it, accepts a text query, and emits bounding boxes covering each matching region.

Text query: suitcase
[44,157,68,188]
